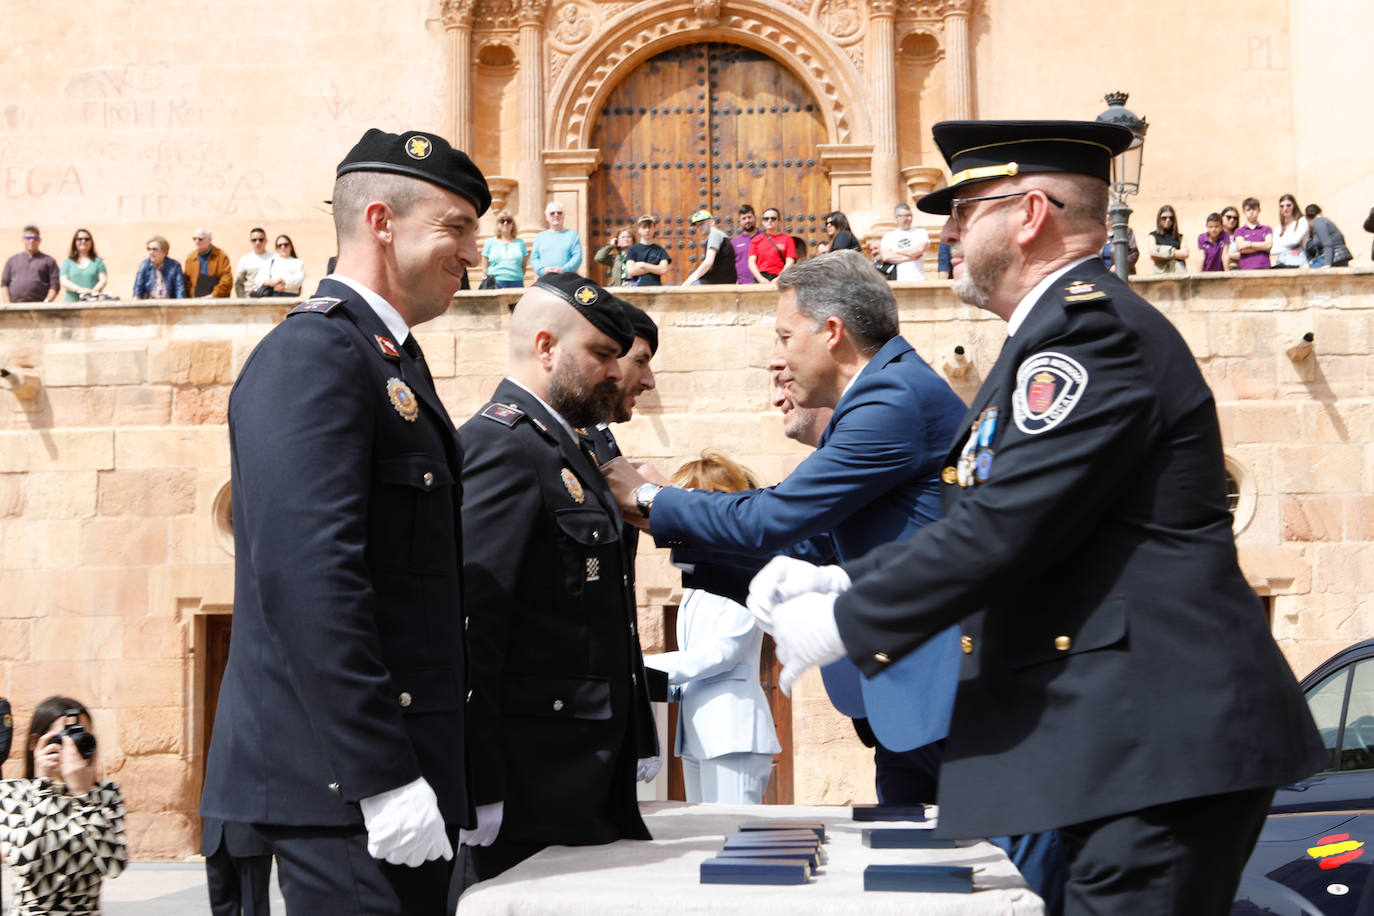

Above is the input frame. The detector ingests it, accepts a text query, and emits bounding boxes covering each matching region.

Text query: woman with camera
[0,695,127,914]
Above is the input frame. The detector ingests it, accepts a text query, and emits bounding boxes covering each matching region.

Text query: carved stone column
[441,0,476,151]
[516,0,549,230]
[942,0,974,120]
[868,0,900,221]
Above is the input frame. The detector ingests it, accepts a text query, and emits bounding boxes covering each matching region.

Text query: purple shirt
[1,251,60,301]
[1197,231,1229,272]
[731,230,760,283]
[1234,224,1272,270]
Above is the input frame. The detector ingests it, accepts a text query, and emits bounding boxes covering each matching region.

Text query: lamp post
[1095,92,1148,281]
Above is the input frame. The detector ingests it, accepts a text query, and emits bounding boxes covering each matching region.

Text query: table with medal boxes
[700,805,974,893]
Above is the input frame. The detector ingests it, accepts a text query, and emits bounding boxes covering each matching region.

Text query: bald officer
[201,129,487,915]
[750,120,1325,914]
[457,274,658,884]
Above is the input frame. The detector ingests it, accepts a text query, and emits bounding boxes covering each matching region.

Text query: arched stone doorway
[586,42,830,283]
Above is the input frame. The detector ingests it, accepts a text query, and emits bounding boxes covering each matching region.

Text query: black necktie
[401,335,433,388]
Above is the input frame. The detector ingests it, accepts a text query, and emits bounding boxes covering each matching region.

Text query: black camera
[46,709,97,760]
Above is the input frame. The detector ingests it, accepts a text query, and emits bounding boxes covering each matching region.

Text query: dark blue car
[1234,639,1374,915]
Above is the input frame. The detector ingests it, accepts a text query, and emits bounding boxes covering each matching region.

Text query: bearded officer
[749,120,1326,914]
[456,274,658,885]
[201,129,488,914]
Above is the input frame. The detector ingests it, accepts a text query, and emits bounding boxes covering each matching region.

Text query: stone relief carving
[549,48,570,81]
[692,0,721,24]
[868,0,897,15]
[821,0,862,39]
[561,12,854,147]
[513,0,549,27]
[778,0,809,12]
[844,44,864,72]
[440,0,477,27]
[551,3,593,44]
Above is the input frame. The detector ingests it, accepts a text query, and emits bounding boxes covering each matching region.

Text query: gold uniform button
[552,699,565,712]
[941,466,958,485]
[398,691,413,708]
[873,652,891,664]
[960,635,974,654]
[1054,635,1072,651]
[423,471,434,487]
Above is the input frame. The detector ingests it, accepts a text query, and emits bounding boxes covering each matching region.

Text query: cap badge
[574,285,597,305]
[386,377,419,422]
[405,135,433,160]
[561,467,585,504]
[375,335,400,358]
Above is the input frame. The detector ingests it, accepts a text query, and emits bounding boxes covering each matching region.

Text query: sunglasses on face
[23,235,38,241]
[276,242,291,248]
[250,236,266,243]
[76,236,92,242]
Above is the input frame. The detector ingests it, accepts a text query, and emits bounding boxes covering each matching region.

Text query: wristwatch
[633,482,663,518]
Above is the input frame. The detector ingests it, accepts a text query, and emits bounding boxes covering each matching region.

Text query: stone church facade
[0,0,1370,859]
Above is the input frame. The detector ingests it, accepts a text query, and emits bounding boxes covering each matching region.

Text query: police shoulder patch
[480,402,524,427]
[1012,351,1089,435]
[1062,279,1108,304]
[288,296,342,316]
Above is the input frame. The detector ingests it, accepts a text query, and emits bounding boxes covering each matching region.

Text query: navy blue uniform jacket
[457,380,654,847]
[201,278,471,828]
[649,335,967,748]
[836,259,1326,837]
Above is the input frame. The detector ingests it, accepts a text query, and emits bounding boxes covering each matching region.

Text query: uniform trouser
[204,846,273,916]
[682,752,774,804]
[873,740,943,805]
[1056,786,1274,916]
[255,824,458,916]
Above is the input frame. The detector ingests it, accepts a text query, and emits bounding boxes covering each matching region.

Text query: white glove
[359,777,453,867]
[636,756,663,782]
[770,592,847,696]
[746,556,851,630]
[458,801,504,848]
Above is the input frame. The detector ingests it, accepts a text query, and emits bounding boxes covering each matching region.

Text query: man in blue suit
[602,247,967,799]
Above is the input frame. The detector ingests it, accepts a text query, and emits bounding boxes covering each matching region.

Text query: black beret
[917,120,1134,216]
[617,300,658,355]
[337,129,492,216]
[533,274,634,356]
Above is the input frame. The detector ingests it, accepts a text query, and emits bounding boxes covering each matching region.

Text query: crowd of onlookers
[2,193,1369,304]
[0,225,307,303]
[1102,196,1362,277]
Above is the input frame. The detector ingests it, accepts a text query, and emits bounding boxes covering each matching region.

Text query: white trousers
[681,752,774,805]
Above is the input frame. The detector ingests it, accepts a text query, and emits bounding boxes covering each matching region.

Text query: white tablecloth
[458,802,1045,915]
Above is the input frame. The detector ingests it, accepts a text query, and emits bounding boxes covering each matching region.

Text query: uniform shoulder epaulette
[480,402,525,427]
[287,296,343,316]
[1062,279,1109,304]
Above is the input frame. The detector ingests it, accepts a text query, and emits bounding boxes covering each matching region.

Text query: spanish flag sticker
[1307,833,1365,870]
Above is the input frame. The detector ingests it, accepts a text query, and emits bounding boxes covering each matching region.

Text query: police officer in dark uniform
[201,818,272,916]
[456,274,658,884]
[750,120,1326,914]
[200,128,489,915]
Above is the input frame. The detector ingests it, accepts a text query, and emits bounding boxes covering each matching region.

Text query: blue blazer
[651,335,967,749]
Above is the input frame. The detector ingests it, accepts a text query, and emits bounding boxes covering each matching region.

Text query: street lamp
[1095,92,1148,281]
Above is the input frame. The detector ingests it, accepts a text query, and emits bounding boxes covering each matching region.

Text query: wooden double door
[588,42,830,284]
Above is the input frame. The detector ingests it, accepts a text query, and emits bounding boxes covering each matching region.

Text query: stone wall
[1,269,1371,857]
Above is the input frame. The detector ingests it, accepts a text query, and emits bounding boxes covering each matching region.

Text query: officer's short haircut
[777,249,898,356]
[331,171,428,242]
[894,202,912,216]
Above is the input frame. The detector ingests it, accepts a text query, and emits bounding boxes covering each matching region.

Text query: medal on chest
[386,378,419,422]
[561,467,585,504]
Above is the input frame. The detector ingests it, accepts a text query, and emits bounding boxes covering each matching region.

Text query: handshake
[745,557,853,694]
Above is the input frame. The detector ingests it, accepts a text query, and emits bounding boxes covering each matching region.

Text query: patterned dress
[0,778,127,915]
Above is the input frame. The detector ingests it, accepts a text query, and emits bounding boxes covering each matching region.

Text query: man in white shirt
[880,202,929,280]
[234,228,274,297]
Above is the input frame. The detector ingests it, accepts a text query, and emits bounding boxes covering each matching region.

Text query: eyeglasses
[761,215,778,221]
[275,242,291,249]
[23,235,38,241]
[75,236,92,242]
[950,190,1064,227]
[147,246,161,252]
[1160,215,1175,221]
[192,236,207,241]
[498,218,512,223]
[250,236,266,242]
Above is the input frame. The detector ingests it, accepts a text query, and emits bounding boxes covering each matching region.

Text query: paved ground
[1,859,286,915]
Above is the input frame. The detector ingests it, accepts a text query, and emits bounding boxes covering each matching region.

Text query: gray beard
[951,245,1013,309]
